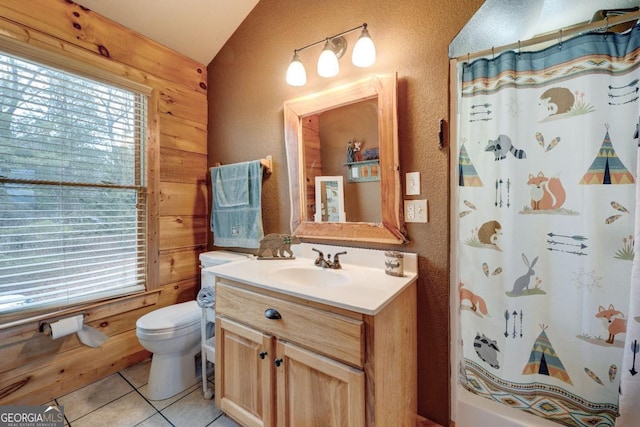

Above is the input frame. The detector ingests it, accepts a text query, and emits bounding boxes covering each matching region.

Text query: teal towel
[210,160,264,248]
[214,162,250,207]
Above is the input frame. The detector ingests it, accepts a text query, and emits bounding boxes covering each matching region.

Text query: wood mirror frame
[284,74,407,244]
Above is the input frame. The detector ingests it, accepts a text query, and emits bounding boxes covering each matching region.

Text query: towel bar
[212,155,272,175]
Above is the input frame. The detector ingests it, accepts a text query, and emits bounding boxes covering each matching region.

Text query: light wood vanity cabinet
[214,278,417,427]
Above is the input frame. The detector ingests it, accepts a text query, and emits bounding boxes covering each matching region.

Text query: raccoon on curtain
[455,25,640,426]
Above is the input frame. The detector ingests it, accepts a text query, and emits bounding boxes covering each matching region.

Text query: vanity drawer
[216,281,364,368]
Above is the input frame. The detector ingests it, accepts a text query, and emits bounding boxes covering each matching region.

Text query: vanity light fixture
[286,51,307,86]
[286,23,376,86]
[317,39,341,78]
[352,25,376,67]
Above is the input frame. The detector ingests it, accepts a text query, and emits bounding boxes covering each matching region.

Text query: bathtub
[452,384,558,426]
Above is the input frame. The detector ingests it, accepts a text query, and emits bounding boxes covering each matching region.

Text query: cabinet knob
[259,351,267,359]
[274,358,283,367]
[264,308,282,320]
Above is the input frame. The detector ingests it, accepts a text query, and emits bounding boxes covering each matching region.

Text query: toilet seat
[136,300,200,340]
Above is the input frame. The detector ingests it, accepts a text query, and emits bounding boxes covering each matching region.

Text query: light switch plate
[404,199,428,223]
[406,172,420,195]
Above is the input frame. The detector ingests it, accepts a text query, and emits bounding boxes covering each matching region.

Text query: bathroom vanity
[211,244,418,427]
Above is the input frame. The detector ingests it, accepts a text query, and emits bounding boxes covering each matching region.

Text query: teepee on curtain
[456,26,640,426]
[522,326,573,385]
[580,127,635,185]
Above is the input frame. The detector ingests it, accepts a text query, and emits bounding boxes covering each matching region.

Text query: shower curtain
[456,25,640,426]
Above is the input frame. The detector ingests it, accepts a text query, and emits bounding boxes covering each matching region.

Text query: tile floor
[52,359,239,427]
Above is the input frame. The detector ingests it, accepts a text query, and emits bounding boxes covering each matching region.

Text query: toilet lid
[136,300,200,333]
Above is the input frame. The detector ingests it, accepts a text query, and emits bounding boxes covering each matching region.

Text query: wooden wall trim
[0,291,161,336]
[146,89,161,290]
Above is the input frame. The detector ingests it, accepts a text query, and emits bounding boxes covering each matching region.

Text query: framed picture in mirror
[314,176,345,222]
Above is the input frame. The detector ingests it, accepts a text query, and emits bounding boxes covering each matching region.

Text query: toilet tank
[199,250,251,287]
[199,250,251,268]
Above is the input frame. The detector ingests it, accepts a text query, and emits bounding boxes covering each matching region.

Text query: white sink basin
[267,265,350,287]
[210,244,418,314]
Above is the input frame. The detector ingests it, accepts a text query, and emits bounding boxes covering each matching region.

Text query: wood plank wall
[302,115,320,220]
[0,0,208,404]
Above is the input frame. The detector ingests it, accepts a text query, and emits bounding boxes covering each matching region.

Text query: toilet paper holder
[40,314,84,338]
[40,314,109,348]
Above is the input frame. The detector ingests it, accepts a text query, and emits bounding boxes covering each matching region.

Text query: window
[0,49,148,317]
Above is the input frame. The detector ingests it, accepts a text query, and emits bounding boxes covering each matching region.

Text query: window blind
[0,50,148,317]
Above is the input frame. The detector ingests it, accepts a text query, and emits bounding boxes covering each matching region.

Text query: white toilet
[136,250,250,400]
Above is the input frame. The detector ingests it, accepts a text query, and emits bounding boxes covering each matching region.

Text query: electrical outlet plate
[404,199,428,223]
[406,172,420,195]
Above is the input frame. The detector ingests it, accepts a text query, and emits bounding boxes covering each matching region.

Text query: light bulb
[286,52,306,86]
[317,41,339,78]
[352,26,376,68]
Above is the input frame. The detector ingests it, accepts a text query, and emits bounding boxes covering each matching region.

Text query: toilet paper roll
[43,314,109,348]
[43,315,83,339]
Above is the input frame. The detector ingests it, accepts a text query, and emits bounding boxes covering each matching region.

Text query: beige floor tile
[208,415,240,426]
[120,358,151,389]
[71,391,156,427]
[162,387,222,427]
[57,373,134,422]
[139,382,200,411]
[135,412,174,427]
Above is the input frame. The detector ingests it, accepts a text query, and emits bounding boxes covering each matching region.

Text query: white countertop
[206,244,418,315]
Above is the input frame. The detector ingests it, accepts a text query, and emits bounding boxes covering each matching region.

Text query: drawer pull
[274,358,283,367]
[259,351,268,359]
[264,308,282,320]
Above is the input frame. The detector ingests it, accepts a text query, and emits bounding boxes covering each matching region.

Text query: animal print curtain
[455,25,640,426]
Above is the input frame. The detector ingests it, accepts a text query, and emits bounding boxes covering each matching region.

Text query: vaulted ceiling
[76,1,640,67]
[77,0,259,65]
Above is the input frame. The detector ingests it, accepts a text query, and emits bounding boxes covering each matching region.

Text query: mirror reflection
[304,99,381,223]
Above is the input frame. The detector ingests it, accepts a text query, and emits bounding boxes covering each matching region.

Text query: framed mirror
[284,74,407,244]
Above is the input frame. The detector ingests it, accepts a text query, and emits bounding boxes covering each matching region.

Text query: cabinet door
[215,317,275,427]
[275,340,365,427]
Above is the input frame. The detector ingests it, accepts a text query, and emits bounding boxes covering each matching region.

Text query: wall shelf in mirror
[344,159,380,183]
[284,74,407,244]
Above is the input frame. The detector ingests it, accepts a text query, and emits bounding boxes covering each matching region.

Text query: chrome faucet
[312,248,330,268]
[312,248,347,269]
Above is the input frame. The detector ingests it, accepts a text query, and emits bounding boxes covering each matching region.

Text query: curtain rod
[455,9,640,62]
